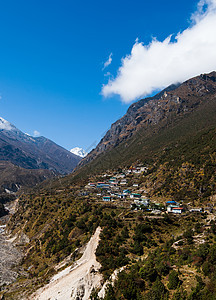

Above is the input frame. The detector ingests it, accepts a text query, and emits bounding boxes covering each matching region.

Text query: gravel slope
[32,227,102,300]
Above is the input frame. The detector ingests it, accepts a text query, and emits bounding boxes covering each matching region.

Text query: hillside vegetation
[2,72,216,299]
[4,186,216,299]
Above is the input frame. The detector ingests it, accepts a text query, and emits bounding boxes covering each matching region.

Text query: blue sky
[0,0,211,151]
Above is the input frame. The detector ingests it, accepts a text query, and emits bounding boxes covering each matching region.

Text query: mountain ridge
[78,71,216,171]
[0,118,81,174]
[0,118,81,193]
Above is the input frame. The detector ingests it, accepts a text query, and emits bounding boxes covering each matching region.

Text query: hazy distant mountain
[0,117,81,174]
[70,147,87,158]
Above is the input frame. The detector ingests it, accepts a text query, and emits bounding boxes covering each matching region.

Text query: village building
[167,205,184,214]
[151,209,162,215]
[130,193,141,199]
[189,208,203,213]
[103,196,112,202]
[97,182,110,188]
[134,199,149,206]
[116,173,126,179]
[110,181,118,187]
[166,200,176,205]
[120,179,127,185]
[88,183,96,187]
[140,166,148,172]
[109,177,117,183]
[123,189,131,195]
[118,194,126,199]
[140,198,150,206]
[171,207,184,214]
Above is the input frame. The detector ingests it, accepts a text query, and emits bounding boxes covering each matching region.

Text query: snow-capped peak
[70,147,87,158]
[0,117,14,131]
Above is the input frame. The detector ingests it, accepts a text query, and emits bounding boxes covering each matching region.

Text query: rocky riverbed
[0,228,23,286]
[0,198,23,287]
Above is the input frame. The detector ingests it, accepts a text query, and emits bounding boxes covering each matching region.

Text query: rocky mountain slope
[77,71,216,174]
[0,117,81,174]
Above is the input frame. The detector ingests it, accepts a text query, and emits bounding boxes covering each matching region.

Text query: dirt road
[33,227,102,300]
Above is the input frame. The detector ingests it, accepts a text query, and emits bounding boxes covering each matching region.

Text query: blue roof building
[166,201,176,205]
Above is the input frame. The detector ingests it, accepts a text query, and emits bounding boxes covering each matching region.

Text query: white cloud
[102,53,113,70]
[102,0,216,103]
[33,130,40,137]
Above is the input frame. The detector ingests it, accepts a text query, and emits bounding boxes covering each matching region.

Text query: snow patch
[70,147,87,158]
[0,117,14,131]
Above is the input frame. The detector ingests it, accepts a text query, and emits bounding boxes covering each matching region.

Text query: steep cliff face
[80,72,216,167]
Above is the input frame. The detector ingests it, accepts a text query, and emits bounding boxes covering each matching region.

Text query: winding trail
[32,227,102,300]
